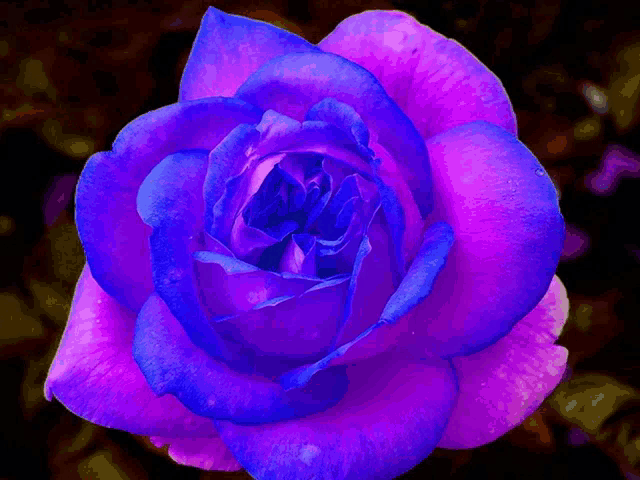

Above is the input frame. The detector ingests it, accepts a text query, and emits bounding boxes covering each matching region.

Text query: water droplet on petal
[535,168,545,176]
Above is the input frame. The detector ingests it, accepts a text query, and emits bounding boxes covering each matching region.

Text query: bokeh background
[2,0,640,478]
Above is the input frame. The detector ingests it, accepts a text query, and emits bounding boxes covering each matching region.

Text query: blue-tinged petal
[234,51,433,217]
[279,221,454,391]
[193,250,320,318]
[372,174,406,287]
[210,275,350,362]
[137,150,209,228]
[406,121,565,358]
[215,350,457,480]
[279,234,316,276]
[327,206,395,352]
[379,222,454,323]
[44,265,218,438]
[133,293,349,425]
[305,97,370,150]
[204,123,260,244]
[76,97,262,312]
[139,149,239,365]
[318,10,517,139]
[179,6,319,101]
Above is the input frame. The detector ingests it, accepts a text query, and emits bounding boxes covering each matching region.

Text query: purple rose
[45,7,569,479]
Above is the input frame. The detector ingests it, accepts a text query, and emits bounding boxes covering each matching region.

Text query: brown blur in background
[1,0,640,479]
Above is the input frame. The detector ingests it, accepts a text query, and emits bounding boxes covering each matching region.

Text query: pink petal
[44,265,221,439]
[318,10,517,139]
[150,435,242,471]
[437,275,570,449]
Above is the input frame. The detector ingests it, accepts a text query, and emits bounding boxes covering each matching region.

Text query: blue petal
[379,222,454,323]
[235,51,433,217]
[137,150,210,228]
[139,150,239,365]
[133,293,349,425]
[281,221,454,390]
[305,97,371,151]
[179,6,319,101]
[373,175,407,287]
[204,123,260,245]
[76,97,262,312]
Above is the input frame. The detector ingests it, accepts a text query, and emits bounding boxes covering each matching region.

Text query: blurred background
[1,0,640,478]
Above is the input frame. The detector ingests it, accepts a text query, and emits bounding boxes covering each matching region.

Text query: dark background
[2,0,640,479]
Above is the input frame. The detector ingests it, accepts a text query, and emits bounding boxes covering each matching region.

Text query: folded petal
[150,435,242,472]
[214,350,457,480]
[437,275,570,449]
[280,219,454,390]
[235,51,433,217]
[210,275,350,363]
[408,121,565,358]
[76,97,262,311]
[179,6,319,101]
[193,250,320,318]
[318,10,517,139]
[44,265,217,438]
[133,293,349,425]
[139,148,238,365]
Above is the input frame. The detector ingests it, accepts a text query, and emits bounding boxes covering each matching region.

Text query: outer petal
[234,51,433,218]
[408,121,565,358]
[150,436,242,472]
[44,265,219,438]
[318,10,517,138]
[179,6,319,101]
[133,293,349,425]
[437,275,570,449]
[214,349,457,480]
[76,97,262,312]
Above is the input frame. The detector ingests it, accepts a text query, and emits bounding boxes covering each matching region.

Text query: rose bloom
[45,7,568,480]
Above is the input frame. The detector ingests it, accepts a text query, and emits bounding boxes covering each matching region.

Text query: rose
[45,7,569,480]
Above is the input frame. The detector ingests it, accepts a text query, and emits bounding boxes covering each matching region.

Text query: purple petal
[150,436,242,471]
[279,234,316,275]
[234,51,433,217]
[179,6,319,101]
[137,150,209,229]
[214,350,457,480]
[211,275,350,362]
[279,219,454,390]
[318,10,517,138]
[379,222,454,323]
[133,293,349,425]
[204,123,260,245]
[139,149,236,364]
[328,207,396,351]
[407,121,565,358]
[44,265,217,438]
[304,97,371,153]
[437,275,570,449]
[193,250,319,318]
[76,97,262,312]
